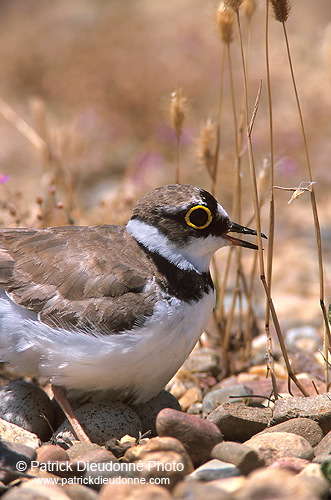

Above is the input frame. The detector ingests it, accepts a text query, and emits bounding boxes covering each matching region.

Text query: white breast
[0,290,215,403]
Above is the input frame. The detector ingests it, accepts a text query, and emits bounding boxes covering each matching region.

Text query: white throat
[126,219,226,274]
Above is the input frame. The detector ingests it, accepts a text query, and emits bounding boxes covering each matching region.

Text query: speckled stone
[133,389,181,436]
[0,381,56,441]
[55,402,142,445]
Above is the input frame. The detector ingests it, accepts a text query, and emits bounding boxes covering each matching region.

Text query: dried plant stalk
[234,9,309,397]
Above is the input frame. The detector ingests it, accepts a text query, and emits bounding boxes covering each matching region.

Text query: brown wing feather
[0,226,158,333]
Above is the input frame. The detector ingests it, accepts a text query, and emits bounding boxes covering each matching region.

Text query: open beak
[223,222,267,250]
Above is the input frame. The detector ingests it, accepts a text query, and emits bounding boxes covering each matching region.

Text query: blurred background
[0,0,330,330]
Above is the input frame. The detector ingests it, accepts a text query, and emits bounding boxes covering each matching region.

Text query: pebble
[212,441,264,474]
[186,402,203,415]
[182,347,221,375]
[0,381,56,441]
[271,393,331,433]
[156,408,223,465]
[37,444,70,463]
[202,385,253,416]
[132,389,181,436]
[178,386,202,411]
[268,456,310,473]
[235,467,320,500]
[99,483,172,499]
[137,449,192,489]
[313,429,331,458]
[55,402,142,445]
[4,480,71,499]
[186,459,240,482]
[262,417,324,447]
[0,418,39,449]
[244,431,314,465]
[124,436,193,473]
[0,439,37,483]
[285,325,321,351]
[207,403,272,442]
[66,442,104,460]
[173,479,232,499]
[63,483,99,500]
[298,463,330,498]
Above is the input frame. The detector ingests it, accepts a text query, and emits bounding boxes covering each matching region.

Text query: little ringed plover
[0,184,265,441]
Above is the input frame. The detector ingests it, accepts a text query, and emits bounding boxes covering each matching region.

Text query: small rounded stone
[244,431,314,466]
[156,408,223,465]
[37,444,70,463]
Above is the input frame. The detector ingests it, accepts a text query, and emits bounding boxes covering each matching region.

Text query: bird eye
[185,205,213,230]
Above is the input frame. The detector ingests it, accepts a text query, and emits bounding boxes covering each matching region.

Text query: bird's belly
[0,291,215,403]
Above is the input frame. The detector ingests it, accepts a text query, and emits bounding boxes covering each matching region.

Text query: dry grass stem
[270,0,291,23]
[278,16,331,388]
[235,9,309,397]
[0,97,46,152]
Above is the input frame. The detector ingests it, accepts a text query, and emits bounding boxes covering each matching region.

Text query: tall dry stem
[271,0,330,390]
[235,9,309,397]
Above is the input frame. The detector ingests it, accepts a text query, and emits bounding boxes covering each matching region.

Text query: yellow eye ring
[185,205,213,230]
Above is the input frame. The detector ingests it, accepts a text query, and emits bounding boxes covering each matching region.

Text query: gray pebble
[186,459,240,482]
[202,385,253,416]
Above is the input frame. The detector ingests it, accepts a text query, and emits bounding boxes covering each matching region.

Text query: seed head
[170,89,187,138]
[217,2,235,44]
[242,0,257,21]
[270,0,291,23]
[197,120,215,176]
[224,0,245,13]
